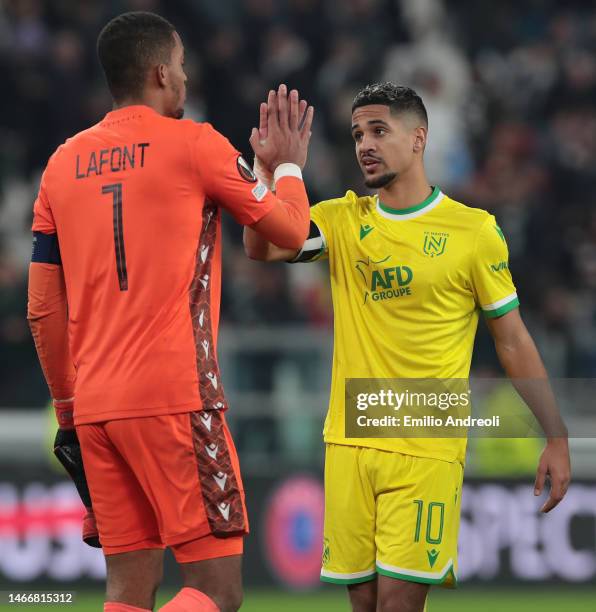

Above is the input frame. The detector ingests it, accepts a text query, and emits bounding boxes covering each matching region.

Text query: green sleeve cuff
[483,296,520,318]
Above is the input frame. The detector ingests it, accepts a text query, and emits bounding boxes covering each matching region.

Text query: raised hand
[250,83,313,173]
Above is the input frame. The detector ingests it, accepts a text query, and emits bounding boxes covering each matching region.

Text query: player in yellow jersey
[246,83,570,612]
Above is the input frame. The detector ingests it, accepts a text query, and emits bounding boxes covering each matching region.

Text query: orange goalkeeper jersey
[32,105,280,425]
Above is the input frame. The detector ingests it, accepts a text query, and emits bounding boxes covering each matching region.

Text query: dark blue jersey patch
[31,231,61,264]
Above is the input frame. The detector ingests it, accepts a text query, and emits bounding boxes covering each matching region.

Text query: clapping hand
[250,83,313,175]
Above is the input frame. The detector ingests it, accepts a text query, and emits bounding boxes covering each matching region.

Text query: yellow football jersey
[298,186,518,463]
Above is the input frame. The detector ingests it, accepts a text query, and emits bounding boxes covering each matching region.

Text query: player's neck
[377,172,432,211]
[112,93,166,116]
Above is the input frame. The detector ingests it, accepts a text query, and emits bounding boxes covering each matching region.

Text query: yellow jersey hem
[323,438,464,465]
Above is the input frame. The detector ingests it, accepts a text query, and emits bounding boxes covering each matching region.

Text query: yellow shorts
[321,443,463,588]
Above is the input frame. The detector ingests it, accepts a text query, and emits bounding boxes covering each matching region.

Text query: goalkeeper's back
[32,105,277,425]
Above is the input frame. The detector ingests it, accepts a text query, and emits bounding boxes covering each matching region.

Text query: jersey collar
[102,104,160,124]
[376,186,444,221]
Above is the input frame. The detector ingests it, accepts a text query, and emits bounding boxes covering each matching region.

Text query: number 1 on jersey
[102,183,128,291]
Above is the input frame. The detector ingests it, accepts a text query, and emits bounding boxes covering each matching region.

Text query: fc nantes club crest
[423,231,449,257]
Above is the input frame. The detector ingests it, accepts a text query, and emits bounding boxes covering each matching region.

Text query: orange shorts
[77,410,248,562]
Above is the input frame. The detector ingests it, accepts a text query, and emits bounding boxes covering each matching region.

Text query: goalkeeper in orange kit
[28,10,314,612]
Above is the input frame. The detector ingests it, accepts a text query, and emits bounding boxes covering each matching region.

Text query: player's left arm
[472,216,570,513]
[486,310,570,513]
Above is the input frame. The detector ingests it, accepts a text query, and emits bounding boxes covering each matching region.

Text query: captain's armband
[31,232,61,265]
[290,221,327,263]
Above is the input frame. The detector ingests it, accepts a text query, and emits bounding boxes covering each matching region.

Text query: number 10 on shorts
[413,499,444,544]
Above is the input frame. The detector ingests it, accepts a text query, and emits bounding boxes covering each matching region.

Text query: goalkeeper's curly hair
[97,11,175,103]
[352,82,428,128]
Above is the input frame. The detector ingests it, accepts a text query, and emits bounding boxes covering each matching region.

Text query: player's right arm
[242,154,301,261]
[244,84,332,262]
[244,219,327,262]
[197,84,314,248]
[27,171,76,425]
[244,167,333,263]
[243,226,299,261]
[27,169,99,546]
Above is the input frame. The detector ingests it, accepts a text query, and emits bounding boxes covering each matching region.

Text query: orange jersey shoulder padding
[27,262,75,401]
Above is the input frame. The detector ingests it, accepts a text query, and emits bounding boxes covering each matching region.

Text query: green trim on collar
[378,186,441,216]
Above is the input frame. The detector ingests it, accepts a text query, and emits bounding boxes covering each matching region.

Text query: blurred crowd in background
[1,0,596,410]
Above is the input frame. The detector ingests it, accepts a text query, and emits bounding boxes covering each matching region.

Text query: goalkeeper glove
[52,399,100,548]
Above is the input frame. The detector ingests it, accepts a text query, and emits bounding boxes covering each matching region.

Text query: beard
[364,171,398,189]
[168,83,185,119]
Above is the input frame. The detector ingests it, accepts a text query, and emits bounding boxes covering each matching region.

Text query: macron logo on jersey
[360,224,374,240]
[427,548,440,568]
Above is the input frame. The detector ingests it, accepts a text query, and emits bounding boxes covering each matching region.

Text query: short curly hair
[97,12,176,102]
[352,82,428,127]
